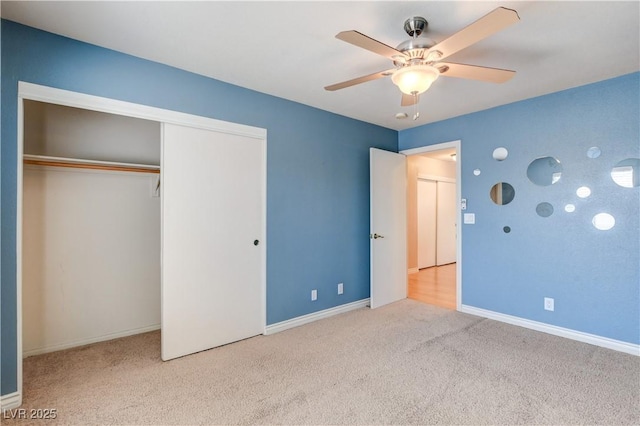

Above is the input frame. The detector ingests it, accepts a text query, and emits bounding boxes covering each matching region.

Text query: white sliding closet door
[417,179,437,269]
[436,181,457,265]
[161,123,265,361]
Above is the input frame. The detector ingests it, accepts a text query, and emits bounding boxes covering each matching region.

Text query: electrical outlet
[338,283,344,295]
[311,289,317,301]
[544,297,554,311]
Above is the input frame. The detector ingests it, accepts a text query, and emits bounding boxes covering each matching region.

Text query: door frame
[401,140,461,310]
[14,82,267,406]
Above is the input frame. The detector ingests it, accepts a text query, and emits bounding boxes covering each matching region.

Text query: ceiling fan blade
[438,62,515,83]
[430,7,519,60]
[401,93,419,106]
[324,68,396,91]
[336,30,407,61]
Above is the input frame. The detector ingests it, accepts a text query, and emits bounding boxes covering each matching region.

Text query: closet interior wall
[22,100,162,357]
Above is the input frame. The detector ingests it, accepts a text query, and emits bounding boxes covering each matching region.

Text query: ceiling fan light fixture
[391,64,439,95]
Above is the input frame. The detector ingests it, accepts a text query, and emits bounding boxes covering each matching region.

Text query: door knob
[371,233,385,239]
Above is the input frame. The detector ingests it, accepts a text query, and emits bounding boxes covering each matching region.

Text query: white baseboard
[265,299,370,335]
[408,267,419,274]
[0,392,21,410]
[460,305,640,356]
[23,324,161,358]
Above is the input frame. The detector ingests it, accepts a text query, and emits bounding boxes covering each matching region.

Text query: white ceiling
[2,1,638,131]
[420,147,457,162]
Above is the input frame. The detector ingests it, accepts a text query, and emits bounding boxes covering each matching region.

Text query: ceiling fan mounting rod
[404,16,428,38]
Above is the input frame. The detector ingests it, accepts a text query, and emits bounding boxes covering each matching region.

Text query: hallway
[408,263,456,310]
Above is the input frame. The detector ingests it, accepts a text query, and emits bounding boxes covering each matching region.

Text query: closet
[22,100,162,357]
[417,178,457,268]
[19,83,266,366]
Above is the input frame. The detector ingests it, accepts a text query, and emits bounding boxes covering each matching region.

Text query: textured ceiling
[2,1,639,131]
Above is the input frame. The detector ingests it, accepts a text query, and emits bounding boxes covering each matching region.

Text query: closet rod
[23,155,160,174]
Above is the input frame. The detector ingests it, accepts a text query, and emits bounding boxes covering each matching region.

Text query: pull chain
[412,92,419,120]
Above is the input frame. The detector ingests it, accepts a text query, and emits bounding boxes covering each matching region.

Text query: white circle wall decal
[576,186,591,198]
[592,213,615,230]
[492,147,508,161]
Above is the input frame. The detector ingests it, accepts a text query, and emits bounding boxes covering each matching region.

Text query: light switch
[464,213,475,224]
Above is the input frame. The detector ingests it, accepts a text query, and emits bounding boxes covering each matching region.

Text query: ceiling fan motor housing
[404,16,428,37]
[394,16,438,66]
[394,36,438,67]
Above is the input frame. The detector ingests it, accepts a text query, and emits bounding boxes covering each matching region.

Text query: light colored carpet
[8,299,640,425]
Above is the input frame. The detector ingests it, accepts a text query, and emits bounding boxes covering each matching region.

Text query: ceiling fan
[324,7,520,118]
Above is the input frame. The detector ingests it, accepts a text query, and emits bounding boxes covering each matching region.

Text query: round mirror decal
[592,213,615,231]
[564,204,576,213]
[473,169,481,176]
[527,156,563,186]
[576,186,591,198]
[492,147,508,161]
[611,158,640,188]
[586,147,601,159]
[536,202,554,218]
[490,182,515,205]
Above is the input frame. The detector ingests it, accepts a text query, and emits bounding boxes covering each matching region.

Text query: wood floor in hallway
[408,263,456,310]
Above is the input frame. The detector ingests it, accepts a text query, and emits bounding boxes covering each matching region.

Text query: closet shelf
[23,154,160,174]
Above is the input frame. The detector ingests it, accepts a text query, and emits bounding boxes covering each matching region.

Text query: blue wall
[400,72,640,346]
[0,20,397,395]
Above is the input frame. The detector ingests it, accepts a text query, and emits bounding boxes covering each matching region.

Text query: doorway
[402,142,460,310]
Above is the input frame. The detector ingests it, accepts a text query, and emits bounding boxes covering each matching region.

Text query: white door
[436,181,457,265]
[417,179,437,269]
[370,148,407,309]
[161,123,265,361]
